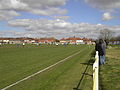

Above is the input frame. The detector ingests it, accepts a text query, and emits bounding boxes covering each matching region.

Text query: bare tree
[99,28,114,41]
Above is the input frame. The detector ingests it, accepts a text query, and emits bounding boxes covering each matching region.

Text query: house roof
[60,37,83,41]
[0,37,56,41]
[66,37,82,40]
[82,38,92,41]
[60,38,66,40]
[60,37,92,41]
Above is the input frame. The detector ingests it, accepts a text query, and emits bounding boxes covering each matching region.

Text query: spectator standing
[95,39,106,65]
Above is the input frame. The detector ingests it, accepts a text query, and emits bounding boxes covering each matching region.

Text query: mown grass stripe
[1,48,85,90]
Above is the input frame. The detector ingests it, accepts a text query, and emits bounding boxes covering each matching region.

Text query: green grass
[100,45,120,90]
[0,44,94,90]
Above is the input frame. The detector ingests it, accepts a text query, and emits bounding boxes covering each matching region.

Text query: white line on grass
[1,49,85,90]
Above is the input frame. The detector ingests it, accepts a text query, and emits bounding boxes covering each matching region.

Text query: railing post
[93,51,99,90]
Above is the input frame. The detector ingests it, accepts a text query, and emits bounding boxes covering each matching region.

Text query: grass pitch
[100,45,120,90]
[0,44,94,90]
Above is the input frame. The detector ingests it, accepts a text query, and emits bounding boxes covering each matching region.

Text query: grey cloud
[0,10,20,20]
[85,0,120,21]
[8,19,72,31]
[8,19,120,39]
[30,8,67,16]
[85,0,120,11]
[21,0,66,8]
[0,30,33,37]
[0,0,28,10]
[0,0,67,20]
[8,19,32,27]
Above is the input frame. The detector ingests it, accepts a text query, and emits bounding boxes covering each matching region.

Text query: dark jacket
[95,40,106,56]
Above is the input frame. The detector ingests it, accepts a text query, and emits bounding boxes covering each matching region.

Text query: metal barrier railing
[93,51,99,90]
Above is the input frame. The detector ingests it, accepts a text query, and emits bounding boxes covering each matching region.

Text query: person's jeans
[99,55,105,65]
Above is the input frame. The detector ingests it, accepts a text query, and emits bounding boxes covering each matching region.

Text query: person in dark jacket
[95,39,106,65]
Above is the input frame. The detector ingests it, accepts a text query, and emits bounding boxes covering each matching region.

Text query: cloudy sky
[0,0,120,39]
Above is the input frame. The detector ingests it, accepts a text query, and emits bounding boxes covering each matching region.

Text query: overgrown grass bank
[100,45,120,90]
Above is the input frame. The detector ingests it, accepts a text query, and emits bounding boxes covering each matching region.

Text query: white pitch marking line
[1,49,85,90]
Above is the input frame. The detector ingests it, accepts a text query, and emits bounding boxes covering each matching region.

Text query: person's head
[99,39,104,44]
[95,40,99,44]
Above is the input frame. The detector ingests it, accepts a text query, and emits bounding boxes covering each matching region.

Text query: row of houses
[109,41,120,45]
[60,37,94,44]
[0,38,35,44]
[0,37,56,44]
[0,37,94,45]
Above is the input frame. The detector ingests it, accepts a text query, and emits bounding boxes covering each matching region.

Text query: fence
[93,51,99,90]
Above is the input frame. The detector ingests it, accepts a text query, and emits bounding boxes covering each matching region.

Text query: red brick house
[37,38,56,44]
[60,37,93,44]
[60,38,69,44]
[60,37,84,44]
